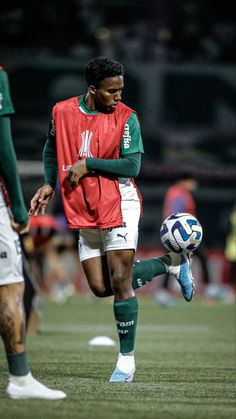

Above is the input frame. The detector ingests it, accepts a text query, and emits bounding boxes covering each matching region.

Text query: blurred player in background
[224,202,236,290]
[30,57,195,383]
[156,172,209,306]
[163,172,198,220]
[0,66,66,399]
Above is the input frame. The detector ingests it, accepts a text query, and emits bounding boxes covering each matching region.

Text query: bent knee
[89,285,111,298]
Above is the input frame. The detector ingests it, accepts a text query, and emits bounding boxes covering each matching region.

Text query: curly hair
[85,57,124,87]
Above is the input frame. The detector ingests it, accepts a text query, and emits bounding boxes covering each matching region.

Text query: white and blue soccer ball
[160,212,203,253]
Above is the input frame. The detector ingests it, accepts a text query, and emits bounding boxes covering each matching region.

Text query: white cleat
[7,377,67,400]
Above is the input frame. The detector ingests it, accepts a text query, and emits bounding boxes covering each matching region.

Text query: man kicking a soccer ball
[30,57,194,383]
[0,65,66,399]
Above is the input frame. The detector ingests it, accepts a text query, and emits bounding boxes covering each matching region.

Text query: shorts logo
[116,320,134,326]
[117,233,128,241]
[79,130,93,157]
[0,251,7,259]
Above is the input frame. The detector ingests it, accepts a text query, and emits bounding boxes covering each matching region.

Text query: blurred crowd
[1,0,235,64]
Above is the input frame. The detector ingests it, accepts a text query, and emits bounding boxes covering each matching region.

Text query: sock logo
[117,329,128,334]
[136,278,143,287]
[116,320,134,327]
[117,233,128,241]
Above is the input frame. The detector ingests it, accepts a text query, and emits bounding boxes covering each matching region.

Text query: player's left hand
[67,159,88,188]
[11,220,29,234]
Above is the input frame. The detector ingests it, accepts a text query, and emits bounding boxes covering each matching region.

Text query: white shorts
[0,200,24,286]
[79,201,141,262]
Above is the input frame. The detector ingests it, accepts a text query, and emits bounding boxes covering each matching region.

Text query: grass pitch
[0,294,235,419]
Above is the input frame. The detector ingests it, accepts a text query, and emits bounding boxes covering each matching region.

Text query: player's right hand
[29,185,54,216]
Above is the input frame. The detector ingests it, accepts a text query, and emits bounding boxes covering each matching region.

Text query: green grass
[0,294,235,419]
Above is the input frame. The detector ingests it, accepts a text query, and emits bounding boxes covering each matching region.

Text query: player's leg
[0,283,29,372]
[79,226,137,381]
[107,249,137,382]
[0,205,66,400]
[81,248,137,382]
[79,218,193,301]
[132,253,194,302]
[101,204,140,382]
[80,236,193,301]
[20,232,39,329]
[0,282,66,399]
[132,257,167,288]
[81,254,113,297]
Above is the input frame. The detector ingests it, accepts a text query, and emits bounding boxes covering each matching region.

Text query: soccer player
[29,57,194,383]
[163,171,198,219]
[0,65,66,399]
[162,172,209,292]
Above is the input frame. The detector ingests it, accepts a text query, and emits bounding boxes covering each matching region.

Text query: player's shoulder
[118,102,139,124]
[53,96,79,113]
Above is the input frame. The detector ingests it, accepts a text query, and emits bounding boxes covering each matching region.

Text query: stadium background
[0,0,236,286]
[0,3,235,418]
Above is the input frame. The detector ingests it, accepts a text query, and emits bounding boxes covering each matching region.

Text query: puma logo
[117,233,128,241]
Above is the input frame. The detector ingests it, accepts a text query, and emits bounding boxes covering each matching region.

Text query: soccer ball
[160,212,203,253]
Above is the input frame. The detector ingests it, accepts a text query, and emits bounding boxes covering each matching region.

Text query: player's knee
[89,284,109,298]
[111,273,131,295]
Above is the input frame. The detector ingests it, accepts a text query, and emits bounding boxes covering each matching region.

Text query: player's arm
[86,153,141,178]
[29,119,56,215]
[43,119,58,188]
[68,113,144,187]
[0,116,28,226]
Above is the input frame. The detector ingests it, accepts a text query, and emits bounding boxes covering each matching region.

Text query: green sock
[7,351,30,376]
[114,296,138,354]
[132,257,168,289]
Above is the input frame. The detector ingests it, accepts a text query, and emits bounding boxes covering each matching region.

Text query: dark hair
[85,57,124,87]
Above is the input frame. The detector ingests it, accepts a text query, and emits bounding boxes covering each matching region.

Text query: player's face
[92,75,124,113]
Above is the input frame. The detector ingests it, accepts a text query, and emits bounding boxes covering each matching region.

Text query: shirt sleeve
[0,116,28,223]
[86,153,141,178]
[43,118,58,188]
[0,68,15,116]
[120,112,144,155]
